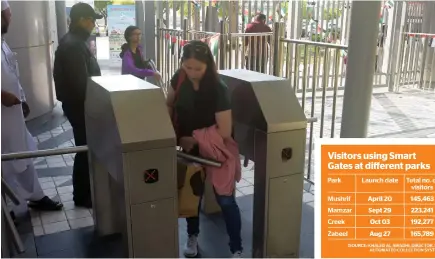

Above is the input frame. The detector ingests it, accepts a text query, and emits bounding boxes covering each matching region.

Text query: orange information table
[319,142,435,258]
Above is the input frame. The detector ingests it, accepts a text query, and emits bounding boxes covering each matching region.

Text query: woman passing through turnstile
[166,40,243,258]
[120,26,161,80]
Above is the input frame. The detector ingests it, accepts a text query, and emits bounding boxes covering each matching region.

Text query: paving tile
[44,188,58,196]
[53,176,72,181]
[242,170,254,178]
[35,164,49,169]
[62,201,76,211]
[244,177,254,184]
[54,177,72,187]
[31,214,42,226]
[236,178,252,188]
[40,210,67,224]
[29,209,39,218]
[235,190,245,197]
[43,221,70,235]
[40,181,56,190]
[38,177,53,183]
[57,185,73,194]
[69,217,94,229]
[238,185,254,195]
[47,162,67,168]
[303,191,315,203]
[34,226,78,255]
[66,161,74,167]
[33,226,44,236]
[65,208,91,220]
[60,193,74,202]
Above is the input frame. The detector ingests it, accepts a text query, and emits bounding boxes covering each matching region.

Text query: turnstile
[84,71,306,258]
[85,75,178,258]
[218,70,307,258]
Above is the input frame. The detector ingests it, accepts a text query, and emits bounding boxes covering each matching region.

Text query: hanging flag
[208,35,220,58]
[191,0,200,9]
[385,0,394,9]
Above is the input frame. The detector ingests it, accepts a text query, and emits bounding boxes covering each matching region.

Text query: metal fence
[155,14,434,183]
[393,33,435,91]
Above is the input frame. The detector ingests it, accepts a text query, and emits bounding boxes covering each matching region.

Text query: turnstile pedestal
[85,75,179,258]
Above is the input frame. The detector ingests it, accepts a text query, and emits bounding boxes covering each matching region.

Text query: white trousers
[3,163,45,215]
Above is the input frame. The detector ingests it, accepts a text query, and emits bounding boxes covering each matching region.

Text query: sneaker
[183,235,198,257]
[232,251,242,258]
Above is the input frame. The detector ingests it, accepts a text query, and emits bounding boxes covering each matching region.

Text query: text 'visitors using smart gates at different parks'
[315,139,435,259]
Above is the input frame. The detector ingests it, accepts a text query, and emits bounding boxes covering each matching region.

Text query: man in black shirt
[53,3,102,208]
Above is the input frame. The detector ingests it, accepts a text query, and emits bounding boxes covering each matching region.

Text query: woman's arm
[166,86,175,116]
[215,110,232,139]
[122,51,155,78]
[214,81,233,139]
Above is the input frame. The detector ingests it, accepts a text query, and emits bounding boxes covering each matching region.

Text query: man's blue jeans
[186,189,243,253]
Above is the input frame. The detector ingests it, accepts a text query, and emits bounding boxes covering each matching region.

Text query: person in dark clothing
[53,3,102,208]
[244,13,272,73]
[120,25,161,80]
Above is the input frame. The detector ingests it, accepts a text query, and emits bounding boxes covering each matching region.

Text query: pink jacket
[193,125,241,196]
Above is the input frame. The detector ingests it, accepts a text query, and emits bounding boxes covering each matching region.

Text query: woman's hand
[1,91,21,107]
[179,137,197,152]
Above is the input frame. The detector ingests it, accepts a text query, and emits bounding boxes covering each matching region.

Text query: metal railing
[394,32,435,91]
[1,146,222,168]
[227,32,274,74]
[277,37,346,183]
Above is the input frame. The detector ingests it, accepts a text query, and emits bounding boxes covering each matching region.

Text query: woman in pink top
[166,41,243,258]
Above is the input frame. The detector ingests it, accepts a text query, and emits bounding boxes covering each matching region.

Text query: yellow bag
[177,162,205,218]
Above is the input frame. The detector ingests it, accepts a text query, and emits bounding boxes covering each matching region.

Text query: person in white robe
[1,0,62,215]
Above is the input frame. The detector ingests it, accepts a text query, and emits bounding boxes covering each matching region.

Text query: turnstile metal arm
[1,146,222,167]
[1,146,89,161]
[1,178,20,205]
[1,199,25,253]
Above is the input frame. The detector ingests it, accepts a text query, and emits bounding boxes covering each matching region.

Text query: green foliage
[323,7,342,20]
[94,0,112,16]
[280,0,342,21]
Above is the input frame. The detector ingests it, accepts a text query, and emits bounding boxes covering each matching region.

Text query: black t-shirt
[170,69,231,139]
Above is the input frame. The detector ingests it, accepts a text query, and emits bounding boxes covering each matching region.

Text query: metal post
[54,0,68,41]
[219,21,227,70]
[182,18,188,41]
[387,2,405,92]
[422,2,435,89]
[156,19,162,71]
[340,1,382,138]
[273,22,284,77]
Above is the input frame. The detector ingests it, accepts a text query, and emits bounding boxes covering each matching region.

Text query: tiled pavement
[9,73,435,257]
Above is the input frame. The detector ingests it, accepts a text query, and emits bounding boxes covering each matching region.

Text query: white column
[55,1,68,41]
[6,1,55,120]
[340,1,382,138]
[143,0,156,61]
[135,0,145,47]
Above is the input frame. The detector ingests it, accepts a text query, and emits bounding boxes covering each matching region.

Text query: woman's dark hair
[120,25,140,58]
[181,40,219,86]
